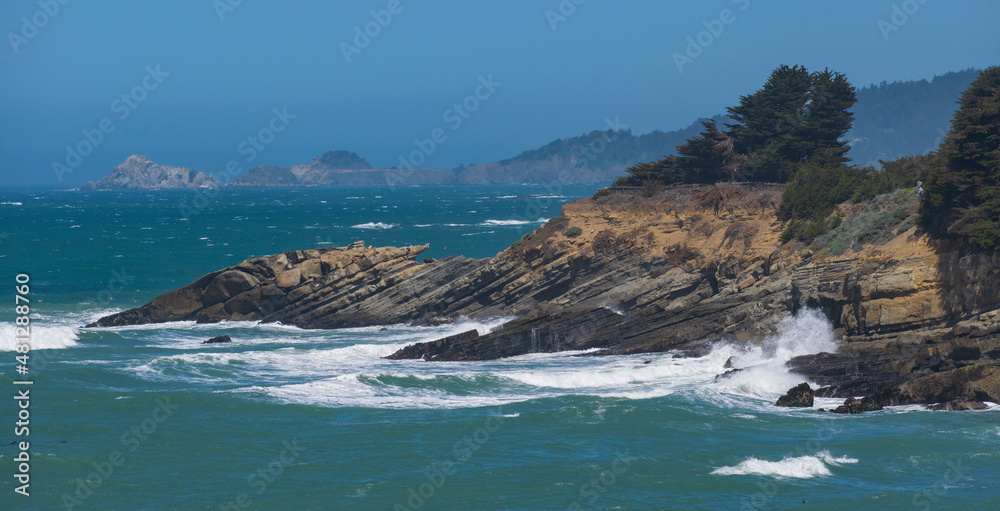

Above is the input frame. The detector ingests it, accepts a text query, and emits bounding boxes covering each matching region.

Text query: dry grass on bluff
[503,183,932,282]
[505,184,785,271]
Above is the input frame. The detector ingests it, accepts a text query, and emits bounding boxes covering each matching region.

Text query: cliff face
[82,155,217,190]
[88,184,1000,408]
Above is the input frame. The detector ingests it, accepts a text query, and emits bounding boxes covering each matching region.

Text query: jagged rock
[832,396,883,414]
[776,383,814,407]
[385,329,481,360]
[203,335,232,344]
[715,368,744,380]
[87,244,432,328]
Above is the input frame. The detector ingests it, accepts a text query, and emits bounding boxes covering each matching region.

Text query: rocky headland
[88,184,1000,411]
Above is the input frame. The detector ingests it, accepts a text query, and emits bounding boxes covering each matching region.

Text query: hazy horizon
[2,0,998,187]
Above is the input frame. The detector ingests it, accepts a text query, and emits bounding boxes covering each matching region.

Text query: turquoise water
[1,186,998,510]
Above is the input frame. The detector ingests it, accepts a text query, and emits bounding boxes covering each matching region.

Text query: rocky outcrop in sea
[81,155,217,190]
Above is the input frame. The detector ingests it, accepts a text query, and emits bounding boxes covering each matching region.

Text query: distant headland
[78,69,980,190]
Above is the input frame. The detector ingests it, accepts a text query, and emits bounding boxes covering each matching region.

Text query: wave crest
[712,451,858,478]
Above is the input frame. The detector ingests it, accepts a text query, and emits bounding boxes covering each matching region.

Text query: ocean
[1,186,998,510]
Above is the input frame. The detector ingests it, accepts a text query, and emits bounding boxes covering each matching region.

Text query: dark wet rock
[384,329,481,360]
[203,335,232,344]
[775,382,814,407]
[724,356,735,368]
[423,257,436,264]
[715,368,744,380]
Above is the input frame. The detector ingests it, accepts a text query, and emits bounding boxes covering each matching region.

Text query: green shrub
[563,226,583,238]
[778,162,872,222]
[824,189,918,254]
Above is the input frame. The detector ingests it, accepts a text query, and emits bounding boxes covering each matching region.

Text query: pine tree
[923,66,1000,250]
[726,64,813,181]
[801,69,857,166]
[676,121,729,183]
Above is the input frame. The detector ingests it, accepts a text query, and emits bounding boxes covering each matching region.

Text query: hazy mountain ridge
[83,70,980,190]
[846,69,980,164]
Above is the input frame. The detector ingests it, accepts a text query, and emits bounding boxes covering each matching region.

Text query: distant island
[81,69,979,190]
[81,155,217,190]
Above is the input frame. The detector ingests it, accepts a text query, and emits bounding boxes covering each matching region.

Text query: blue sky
[1,0,997,187]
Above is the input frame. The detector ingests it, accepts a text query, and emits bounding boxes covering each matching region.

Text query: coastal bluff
[88,185,1000,409]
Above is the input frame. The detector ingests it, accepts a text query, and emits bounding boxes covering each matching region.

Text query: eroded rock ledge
[86,241,485,328]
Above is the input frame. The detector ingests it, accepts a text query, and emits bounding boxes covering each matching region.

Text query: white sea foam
[0,201,23,205]
[118,309,841,411]
[703,309,839,404]
[351,222,397,229]
[0,323,80,351]
[480,219,546,226]
[712,451,858,478]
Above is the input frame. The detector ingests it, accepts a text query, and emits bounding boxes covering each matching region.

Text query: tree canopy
[922,66,1000,251]
[619,64,857,186]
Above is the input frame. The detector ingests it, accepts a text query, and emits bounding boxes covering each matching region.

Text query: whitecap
[351,222,397,230]
[480,218,547,226]
[711,451,858,478]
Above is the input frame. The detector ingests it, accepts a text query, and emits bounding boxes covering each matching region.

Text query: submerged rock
[929,400,988,411]
[203,335,232,344]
